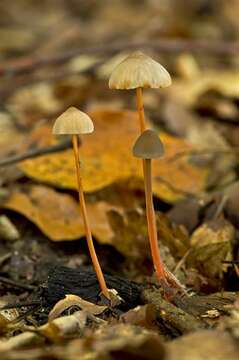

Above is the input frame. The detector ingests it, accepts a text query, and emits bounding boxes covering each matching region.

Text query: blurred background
[0,0,239,290]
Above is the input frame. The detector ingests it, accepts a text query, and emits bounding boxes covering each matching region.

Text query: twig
[0,139,72,167]
[213,195,228,219]
[174,249,191,273]
[0,301,41,311]
[0,275,36,291]
[1,38,239,76]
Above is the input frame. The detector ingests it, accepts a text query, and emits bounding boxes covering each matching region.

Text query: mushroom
[109,50,171,132]
[109,52,185,296]
[52,107,109,299]
[133,130,185,297]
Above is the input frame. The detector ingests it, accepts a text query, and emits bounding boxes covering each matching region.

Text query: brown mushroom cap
[133,129,164,159]
[52,107,94,135]
[109,51,171,90]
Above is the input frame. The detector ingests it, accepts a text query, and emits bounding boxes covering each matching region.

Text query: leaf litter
[0,1,239,359]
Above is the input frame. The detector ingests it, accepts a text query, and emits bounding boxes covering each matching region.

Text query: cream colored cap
[52,107,94,135]
[109,51,171,90]
[133,129,164,159]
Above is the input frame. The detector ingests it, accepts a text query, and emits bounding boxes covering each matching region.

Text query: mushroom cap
[52,107,94,135]
[109,51,171,90]
[133,129,164,159]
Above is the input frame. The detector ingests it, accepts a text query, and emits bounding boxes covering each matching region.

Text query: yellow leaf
[3,185,120,242]
[19,110,208,202]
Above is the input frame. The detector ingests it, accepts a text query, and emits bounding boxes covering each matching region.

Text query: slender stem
[136,87,167,283]
[144,160,166,282]
[136,88,147,133]
[72,135,109,299]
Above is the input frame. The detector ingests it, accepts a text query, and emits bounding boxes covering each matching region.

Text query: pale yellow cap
[52,107,94,135]
[109,51,171,90]
[133,129,164,159]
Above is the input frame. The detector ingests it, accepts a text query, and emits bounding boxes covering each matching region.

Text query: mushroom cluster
[52,51,185,302]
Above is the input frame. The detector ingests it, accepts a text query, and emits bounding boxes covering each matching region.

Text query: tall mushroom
[52,107,109,299]
[110,52,184,295]
[109,51,171,132]
[133,129,185,297]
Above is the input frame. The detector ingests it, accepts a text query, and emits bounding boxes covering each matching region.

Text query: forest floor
[0,1,239,359]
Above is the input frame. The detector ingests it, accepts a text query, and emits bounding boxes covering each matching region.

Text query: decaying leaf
[190,218,235,248]
[108,208,149,259]
[40,311,88,342]
[187,218,234,279]
[19,109,208,202]
[157,213,189,258]
[167,330,239,360]
[2,185,122,242]
[0,332,42,352]
[222,298,239,339]
[108,208,189,260]
[49,294,107,321]
[74,323,166,360]
[120,304,157,330]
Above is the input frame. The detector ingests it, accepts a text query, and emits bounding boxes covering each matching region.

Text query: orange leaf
[19,109,208,202]
[3,185,121,242]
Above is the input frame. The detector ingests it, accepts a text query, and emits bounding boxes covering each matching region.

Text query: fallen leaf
[167,330,239,360]
[0,332,43,352]
[19,109,208,202]
[187,218,234,280]
[120,304,157,330]
[78,323,166,360]
[2,185,121,242]
[40,311,88,343]
[108,208,189,260]
[157,213,189,258]
[190,218,235,247]
[169,70,239,107]
[49,294,107,321]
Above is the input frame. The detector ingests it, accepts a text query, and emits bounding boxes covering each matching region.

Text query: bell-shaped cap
[52,107,94,135]
[133,129,164,159]
[109,51,171,90]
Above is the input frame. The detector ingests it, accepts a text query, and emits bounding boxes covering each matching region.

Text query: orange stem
[144,160,167,282]
[72,135,109,299]
[136,87,147,132]
[136,87,167,284]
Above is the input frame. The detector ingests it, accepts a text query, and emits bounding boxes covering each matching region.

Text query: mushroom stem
[136,88,166,282]
[144,159,167,284]
[72,135,109,299]
[136,88,147,133]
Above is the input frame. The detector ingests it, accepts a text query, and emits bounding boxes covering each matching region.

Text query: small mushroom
[133,130,185,297]
[52,107,109,299]
[109,51,171,132]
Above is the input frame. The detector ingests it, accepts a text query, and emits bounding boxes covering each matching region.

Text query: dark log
[42,266,143,310]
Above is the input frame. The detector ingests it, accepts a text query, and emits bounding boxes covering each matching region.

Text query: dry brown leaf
[49,294,107,321]
[2,185,121,242]
[0,332,42,352]
[190,218,235,248]
[187,218,234,279]
[19,109,208,202]
[120,304,157,330]
[40,311,88,343]
[73,323,166,360]
[169,70,239,107]
[167,330,239,360]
